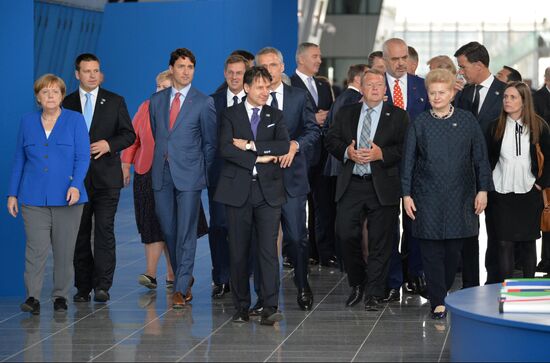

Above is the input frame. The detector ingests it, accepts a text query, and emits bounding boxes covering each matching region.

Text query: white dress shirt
[170,84,192,107]
[385,73,408,109]
[295,69,318,100]
[79,86,99,116]
[267,82,284,111]
[226,88,246,107]
[492,116,535,194]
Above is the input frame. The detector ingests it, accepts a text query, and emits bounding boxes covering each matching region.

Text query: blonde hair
[156,70,171,84]
[427,55,457,75]
[425,68,455,90]
[34,73,66,98]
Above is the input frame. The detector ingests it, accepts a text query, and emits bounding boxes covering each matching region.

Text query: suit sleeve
[71,113,91,193]
[254,112,290,156]
[400,120,417,197]
[295,95,320,157]
[201,97,218,186]
[218,112,257,171]
[105,97,136,153]
[7,118,26,197]
[470,118,494,192]
[379,111,409,168]
[325,108,350,162]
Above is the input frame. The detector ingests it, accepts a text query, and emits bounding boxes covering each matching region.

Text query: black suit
[214,102,289,311]
[326,102,408,297]
[533,86,550,269]
[456,76,506,286]
[63,88,135,292]
[290,73,336,264]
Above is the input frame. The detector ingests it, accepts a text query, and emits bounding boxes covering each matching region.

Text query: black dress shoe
[260,307,283,326]
[212,283,230,299]
[364,296,381,311]
[308,257,319,265]
[382,288,400,303]
[20,297,40,315]
[232,310,249,323]
[73,290,91,303]
[297,287,313,311]
[138,274,157,289]
[537,261,550,273]
[53,297,68,312]
[345,285,364,307]
[403,279,418,294]
[431,309,448,320]
[415,275,428,299]
[282,256,294,269]
[320,257,339,268]
[249,300,264,316]
[94,289,110,303]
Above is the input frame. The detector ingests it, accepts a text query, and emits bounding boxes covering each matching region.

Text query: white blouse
[492,116,535,194]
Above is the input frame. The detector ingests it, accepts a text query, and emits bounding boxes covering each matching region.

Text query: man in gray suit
[149,48,217,309]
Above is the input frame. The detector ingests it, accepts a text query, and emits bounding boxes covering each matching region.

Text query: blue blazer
[385,73,429,122]
[8,108,90,206]
[149,86,217,191]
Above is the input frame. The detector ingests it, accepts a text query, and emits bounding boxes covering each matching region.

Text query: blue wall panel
[97,0,298,115]
[0,0,35,296]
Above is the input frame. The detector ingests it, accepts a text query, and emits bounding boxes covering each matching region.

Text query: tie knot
[367,108,374,115]
[270,91,277,98]
[175,92,181,98]
[252,107,259,115]
[85,92,92,100]
[394,79,400,85]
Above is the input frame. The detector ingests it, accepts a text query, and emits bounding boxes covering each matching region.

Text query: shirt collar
[171,84,192,98]
[347,85,361,93]
[296,69,315,84]
[362,101,383,114]
[479,74,494,89]
[245,100,263,114]
[385,73,406,85]
[79,86,99,98]
[271,82,284,95]
[227,88,246,99]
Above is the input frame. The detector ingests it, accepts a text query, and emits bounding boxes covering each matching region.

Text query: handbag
[536,143,550,232]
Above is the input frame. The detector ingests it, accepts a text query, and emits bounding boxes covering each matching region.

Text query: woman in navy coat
[401,69,493,319]
[7,74,90,315]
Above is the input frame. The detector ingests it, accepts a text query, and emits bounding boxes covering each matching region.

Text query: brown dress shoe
[185,277,195,302]
[173,292,186,309]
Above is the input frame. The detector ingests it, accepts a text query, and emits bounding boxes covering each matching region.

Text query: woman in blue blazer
[7,74,90,315]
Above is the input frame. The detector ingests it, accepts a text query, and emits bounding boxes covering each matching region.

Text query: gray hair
[255,47,284,64]
[295,42,319,63]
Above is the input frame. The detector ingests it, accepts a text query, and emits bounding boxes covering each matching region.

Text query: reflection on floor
[0,187,453,362]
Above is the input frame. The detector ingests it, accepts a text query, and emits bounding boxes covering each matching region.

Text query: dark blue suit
[385,73,430,291]
[149,86,217,294]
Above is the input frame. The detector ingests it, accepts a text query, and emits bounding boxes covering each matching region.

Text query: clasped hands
[233,138,298,167]
[347,140,383,164]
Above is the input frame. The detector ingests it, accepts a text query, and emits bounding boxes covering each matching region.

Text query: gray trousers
[21,204,84,300]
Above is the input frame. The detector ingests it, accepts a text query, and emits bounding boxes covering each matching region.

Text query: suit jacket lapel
[348,103,362,142]
[236,103,255,141]
[256,107,274,140]
[171,87,195,132]
[384,76,394,105]
[373,103,391,144]
[479,81,501,116]
[89,88,106,134]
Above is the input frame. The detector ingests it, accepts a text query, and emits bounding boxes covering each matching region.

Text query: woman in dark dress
[121,71,208,293]
[401,68,494,319]
[486,81,550,281]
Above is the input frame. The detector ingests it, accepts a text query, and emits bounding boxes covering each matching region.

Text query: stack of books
[499,278,550,313]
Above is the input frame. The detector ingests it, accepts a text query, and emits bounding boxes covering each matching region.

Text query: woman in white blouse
[486,81,550,281]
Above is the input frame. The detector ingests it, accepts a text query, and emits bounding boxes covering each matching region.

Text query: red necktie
[169,92,181,129]
[393,79,404,109]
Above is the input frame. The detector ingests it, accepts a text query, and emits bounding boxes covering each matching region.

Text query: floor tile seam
[0,286,147,362]
[262,274,347,363]
[350,304,388,362]
[438,322,451,362]
[89,309,171,362]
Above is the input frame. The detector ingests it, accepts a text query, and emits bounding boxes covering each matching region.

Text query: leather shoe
[73,290,91,303]
[364,296,381,311]
[415,275,429,299]
[172,292,186,309]
[232,310,249,323]
[53,297,67,312]
[382,288,400,303]
[249,300,264,316]
[345,285,364,307]
[282,256,293,269]
[260,307,283,326]
[20,297,40,315]
[212,283,230,299]
[138,274,157,289]
[185,276,194,302]
[403,279,418,294]
[537,261,550,273]
[320,257,339,268]
[94,289,110,303]
[431,308,447,320]
[297,287,313,311]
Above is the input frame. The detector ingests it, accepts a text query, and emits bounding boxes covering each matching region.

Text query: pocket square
[267,123,275,128]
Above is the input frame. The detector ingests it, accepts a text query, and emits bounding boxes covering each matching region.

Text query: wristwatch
[245,141,251,151]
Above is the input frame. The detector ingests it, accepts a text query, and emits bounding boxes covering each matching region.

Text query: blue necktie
[270,92,279,110]
[251,107,260,139]
[307,77,319,106]
[233,95,239,106]
[83,93,93,131]
[353,108,374,176]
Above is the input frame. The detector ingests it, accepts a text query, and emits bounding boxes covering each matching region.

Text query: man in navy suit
[208,54,249,299]
[149,48,217,309]
[454,41,506,286]
[382,38,429,302]
[255,47,320,311]
[290,42,336,268]
[214,66,290,325]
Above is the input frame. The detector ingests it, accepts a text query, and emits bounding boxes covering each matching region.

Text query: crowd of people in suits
[7,37,550,323]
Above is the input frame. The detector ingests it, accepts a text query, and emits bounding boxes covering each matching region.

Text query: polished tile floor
[1,187,455,362]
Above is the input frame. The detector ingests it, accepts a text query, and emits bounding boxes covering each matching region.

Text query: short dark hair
[367,51,383,68]
[347,64,368,84]
[224,55,248,70]
[169,48,196,67]
[454,41,490,68]
[408,46,418,62]
[243,66,272,86]
[230,49,255,62]
[503,66,522,82]
[75,53,100,71]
